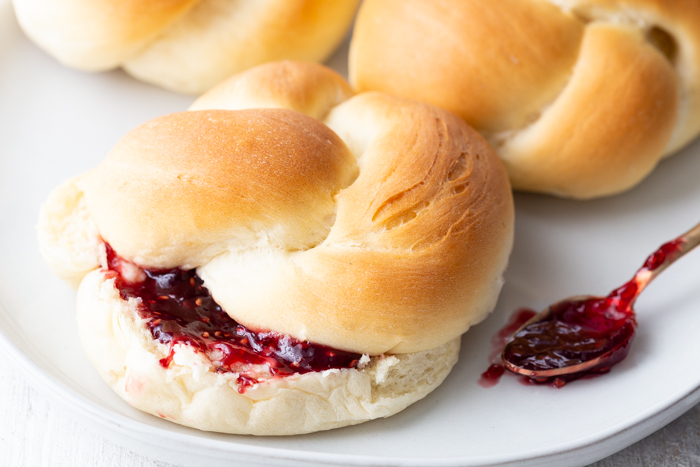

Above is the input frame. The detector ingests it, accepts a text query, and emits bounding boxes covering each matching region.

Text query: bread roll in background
[38,61,514,434]
[12,0,359,94]
[350,0,700,199]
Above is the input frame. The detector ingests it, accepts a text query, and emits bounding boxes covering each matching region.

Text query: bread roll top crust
[351,0,585,133]
[13,0,360,93]
[350,0,700,198]
[80,109,358,269]
[198,91,514,354]
[12,0,200,70]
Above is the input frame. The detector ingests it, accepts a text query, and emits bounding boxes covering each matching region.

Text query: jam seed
[189,277,195,286]
[214,331,223,337]
[201,317,210,323]
[202,332,210,338]
[152,319,161,326]
[195,298,203,306]
[158,295,169,300]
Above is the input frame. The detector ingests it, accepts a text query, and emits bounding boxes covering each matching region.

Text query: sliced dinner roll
[38,62,514,434]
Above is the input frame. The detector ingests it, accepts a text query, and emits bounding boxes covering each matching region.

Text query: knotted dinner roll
[12,0,359,94]
[351,0,700,199]
[38,61,514,434]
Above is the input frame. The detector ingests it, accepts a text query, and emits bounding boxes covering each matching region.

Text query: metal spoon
[502,220,700,384]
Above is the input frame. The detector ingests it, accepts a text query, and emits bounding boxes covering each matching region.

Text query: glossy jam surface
[479,364,506,388]
[502,298,637,378]
[105,246,361,390]
[478,308,535,388]
[501,237,685,387]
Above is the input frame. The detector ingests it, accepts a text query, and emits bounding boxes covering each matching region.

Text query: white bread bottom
[76,269,461,435]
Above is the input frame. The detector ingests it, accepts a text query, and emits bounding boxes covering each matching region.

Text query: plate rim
[2,320,699,467]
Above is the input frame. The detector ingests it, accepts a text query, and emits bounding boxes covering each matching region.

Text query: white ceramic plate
[2,3,700,466]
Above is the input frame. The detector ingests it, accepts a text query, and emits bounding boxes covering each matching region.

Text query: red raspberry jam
[104,245,361,391]
[479,364,506,388]
[502,297,637,385]
[498,237,685,387]
[478,308,536,388]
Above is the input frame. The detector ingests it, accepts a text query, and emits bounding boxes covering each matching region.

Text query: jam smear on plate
[478,308,535,388]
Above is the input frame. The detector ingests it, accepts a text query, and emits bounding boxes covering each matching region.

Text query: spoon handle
[637,220,700,293]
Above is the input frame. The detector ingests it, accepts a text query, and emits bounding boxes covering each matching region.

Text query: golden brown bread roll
[12,0,359,94]
[38,61,514,434]
[350,0,700,199]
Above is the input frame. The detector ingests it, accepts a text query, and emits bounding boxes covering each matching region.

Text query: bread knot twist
[39,61,514,355]
[13,0,359,93]
[351,0,700,198]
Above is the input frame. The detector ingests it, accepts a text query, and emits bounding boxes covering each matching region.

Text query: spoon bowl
[502,220,700,384]
[502,295,635,382]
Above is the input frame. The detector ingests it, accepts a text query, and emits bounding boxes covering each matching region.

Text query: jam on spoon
[479,308,536,388]
[502,221,700,387]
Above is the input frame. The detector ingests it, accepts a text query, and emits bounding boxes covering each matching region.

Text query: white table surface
[2,349,699,467]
